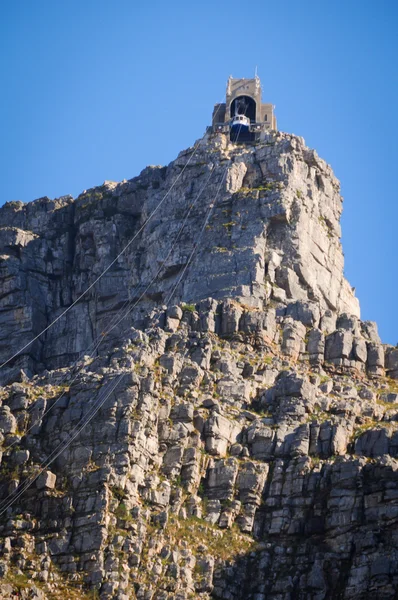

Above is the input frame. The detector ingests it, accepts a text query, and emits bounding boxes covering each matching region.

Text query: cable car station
[211,75,277,142]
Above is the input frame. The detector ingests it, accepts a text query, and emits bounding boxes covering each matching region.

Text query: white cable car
[230,113,250,141]
[230,113,250,129]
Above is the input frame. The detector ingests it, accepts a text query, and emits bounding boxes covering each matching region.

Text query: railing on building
[212,122,271,134]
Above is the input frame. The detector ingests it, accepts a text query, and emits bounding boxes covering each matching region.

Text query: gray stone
[336,313,360,332]
[307,328,325,361]
[206,458,239,500]
[11,449,30,466]
[285,301,320,327]
[36,471,57,490]
[366,343,385,375]
[246,421,275,459]
[386,347,398,379]
[281,318,306,359]
[204,414,241,456]
[194,556,215,592]
[167,305,183,320]
[379,392,398,404]
[352,336,367,363]
[220,300,243,336]
[320,310,336,334]
[0,129,394,600]
[325,330,353,360]
[268,371,315,402]
[361,320,381,344]
[355,428,390,457]
[236,461,269,504]
[0,407,17,435]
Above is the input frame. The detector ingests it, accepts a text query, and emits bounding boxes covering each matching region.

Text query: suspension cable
[2,166,215,454]
[0,103,233,513]
[164,166,228,306]
[0,165,220,515]
[0,373,124,516]
[0,128,211,370]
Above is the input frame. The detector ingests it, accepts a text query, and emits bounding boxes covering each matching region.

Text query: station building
[211,76,277,142]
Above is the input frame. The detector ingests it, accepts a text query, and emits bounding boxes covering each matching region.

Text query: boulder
[307,328,325,363]
[325,330,353,361]
[204,414,241,457]
[281,318,306,360]
[285,301,320,327]
[36,471,57,490]
[366,343,385,376]
[206,458,239,500]
[235,461,269,504]
[355,428,390,457]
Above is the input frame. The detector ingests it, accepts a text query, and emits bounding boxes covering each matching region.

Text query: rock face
[0,131,397,600]
[0,131,358,381]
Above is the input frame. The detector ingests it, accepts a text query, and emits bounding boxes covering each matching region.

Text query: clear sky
[1,0,397,344]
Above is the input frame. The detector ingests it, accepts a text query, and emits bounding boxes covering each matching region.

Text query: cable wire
[0,165,221,515]
[0,101,232,514]
[0,373,124,516]
[0,133,208,370]
[164,166,228,306]
[2,167,215,454]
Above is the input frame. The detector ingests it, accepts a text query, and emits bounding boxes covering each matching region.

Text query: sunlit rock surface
[0,132,396,599]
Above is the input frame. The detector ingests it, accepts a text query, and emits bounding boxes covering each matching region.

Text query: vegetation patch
[165,515,258,562]
[182,303,196,313]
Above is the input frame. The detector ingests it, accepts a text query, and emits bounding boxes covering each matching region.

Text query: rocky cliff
[0,131,397,600]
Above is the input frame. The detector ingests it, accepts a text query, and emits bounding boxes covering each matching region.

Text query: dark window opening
[230,95,256,142]
[230,95,256,121]
[264,114,268,122]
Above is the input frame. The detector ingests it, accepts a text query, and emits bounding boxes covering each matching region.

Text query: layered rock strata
[0,131,358,382]
[0,132,396,600]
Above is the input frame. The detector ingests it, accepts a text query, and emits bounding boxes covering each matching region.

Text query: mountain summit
[0,130,358,379]
[0,124,397,600]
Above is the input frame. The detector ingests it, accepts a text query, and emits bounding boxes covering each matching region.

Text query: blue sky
[1,0,397,343]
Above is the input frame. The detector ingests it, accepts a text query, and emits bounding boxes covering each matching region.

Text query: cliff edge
[0,132,397,600]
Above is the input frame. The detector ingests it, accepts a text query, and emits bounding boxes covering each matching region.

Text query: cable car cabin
[230,95,256,142]
[230,114,251,142]
[211,75,277,143]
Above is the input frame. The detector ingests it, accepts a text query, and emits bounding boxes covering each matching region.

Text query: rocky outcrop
[0,132,397,600]
[0,131,359,383]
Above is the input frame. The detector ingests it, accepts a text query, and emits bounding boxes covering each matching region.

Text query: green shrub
[182,303,196,313]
